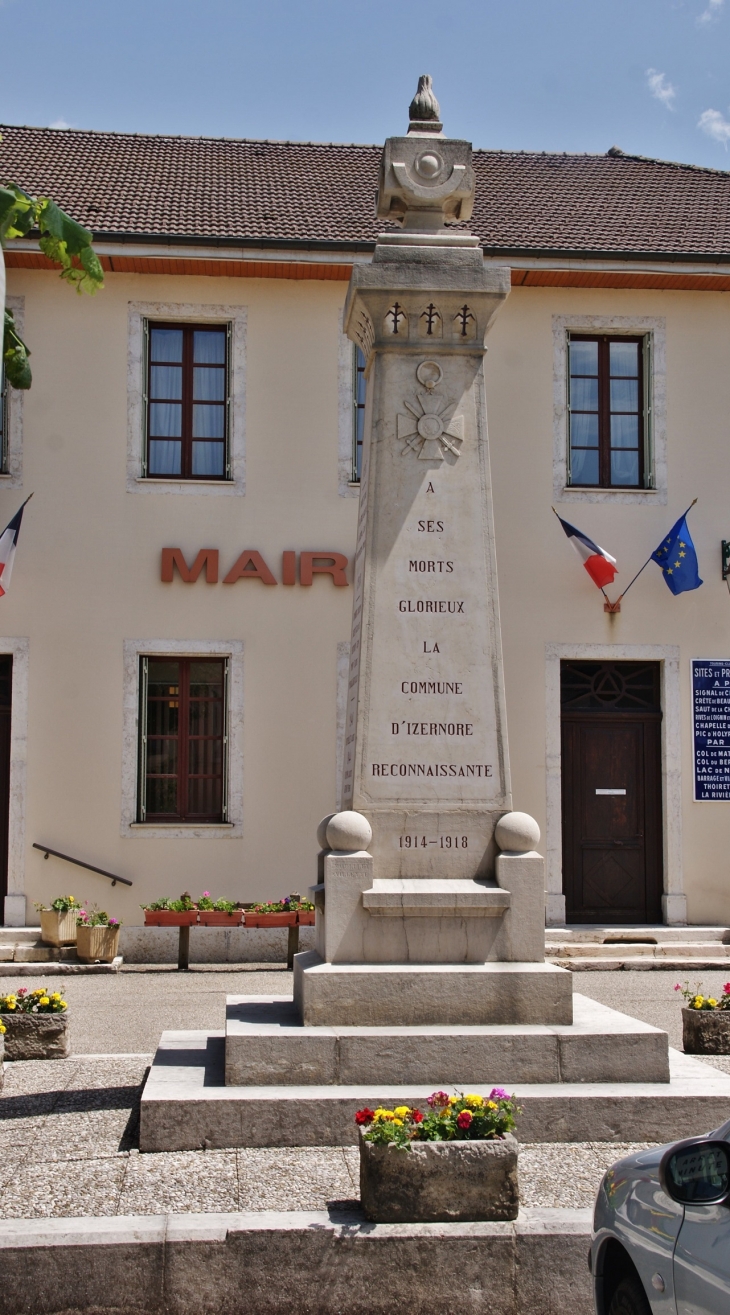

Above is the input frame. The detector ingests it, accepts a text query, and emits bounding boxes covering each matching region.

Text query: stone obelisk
[341,77,511,878]
[295,79,568,1025]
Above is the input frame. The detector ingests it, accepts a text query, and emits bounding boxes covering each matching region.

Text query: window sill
[131,822,234,828]
[126,821,240,839]
[563,486,657,495]
[136,478,234,486]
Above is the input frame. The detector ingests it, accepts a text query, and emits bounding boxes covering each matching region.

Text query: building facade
[2,125,730,930]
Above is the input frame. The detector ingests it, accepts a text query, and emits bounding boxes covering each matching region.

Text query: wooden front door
[0,656,11,912]
[561,661,663,923]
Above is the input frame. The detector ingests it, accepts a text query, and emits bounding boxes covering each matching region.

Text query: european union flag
[651,510,703,596]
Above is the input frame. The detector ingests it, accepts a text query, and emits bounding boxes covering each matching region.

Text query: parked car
[591,1122,730,1314]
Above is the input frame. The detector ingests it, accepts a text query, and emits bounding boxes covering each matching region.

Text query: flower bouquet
[356,1089,520,1223]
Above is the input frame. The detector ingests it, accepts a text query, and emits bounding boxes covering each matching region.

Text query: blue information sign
[692,659,730,801]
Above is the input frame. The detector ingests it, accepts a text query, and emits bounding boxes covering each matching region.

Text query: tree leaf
[3,308,32,390]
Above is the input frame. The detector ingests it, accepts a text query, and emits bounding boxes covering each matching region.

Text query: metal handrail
[33,843,133,887]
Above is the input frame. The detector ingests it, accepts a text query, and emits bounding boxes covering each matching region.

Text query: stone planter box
[144,910,198,927]
[683,1006,730,1054]
[359,1133,519,1223]
[244,913,296,928]
[39,910,78,947]
[76,925,120,963]
[197,911,243,926]
[1,1011,70,1060]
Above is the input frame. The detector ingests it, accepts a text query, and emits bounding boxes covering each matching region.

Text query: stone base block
[224,994,669,1085]
[360,1133,519,1223]
[139,1031,730,1152]
[0,1207,593,1315]
[293,952,573,1026]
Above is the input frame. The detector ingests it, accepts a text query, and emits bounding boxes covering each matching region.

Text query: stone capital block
[322,851,374,964]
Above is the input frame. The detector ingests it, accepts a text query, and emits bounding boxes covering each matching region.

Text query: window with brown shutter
[146,323,229,480]
[568,335,646,488]
[139,657,227,823]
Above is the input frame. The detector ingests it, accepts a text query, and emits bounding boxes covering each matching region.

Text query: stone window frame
[1,296,25,489]
[544,641,685,928]
[553,314,667,506]
[121,639,244,838]
[127,302,246,496]
[0,637,29,926]
[337,311,360,498]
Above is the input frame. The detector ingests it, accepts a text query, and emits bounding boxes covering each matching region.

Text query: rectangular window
[352,346,366,482]
[0,363,7,475]
[568,335,646,489]
[145,323,229,480]
[138,657,228,822]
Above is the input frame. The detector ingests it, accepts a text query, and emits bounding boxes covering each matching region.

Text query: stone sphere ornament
[495,811,540,855]
[316,813,337,850]
[326,811,373,853]
[415,151,443,179]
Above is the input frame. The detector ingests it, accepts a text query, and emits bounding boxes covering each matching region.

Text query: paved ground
[1,966,729,1219]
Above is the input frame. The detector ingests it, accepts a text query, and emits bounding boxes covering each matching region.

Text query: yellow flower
[392,1118,404,1127]
[373,1108,395,1123]
[32,988,44,997]
[393,1106,411,1118]
[39,997,50,1006]
[465,1094,484,1108]
[693,996,705,1008]
[708,998,718,1008]
[50,993,61,1001]
[487,1100,498,1110]
[6,1002,16,1010]
[447,1095,459,1106]
[0,1022,5,1032]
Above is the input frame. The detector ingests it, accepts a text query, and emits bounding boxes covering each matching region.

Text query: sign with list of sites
[692,659,730,801]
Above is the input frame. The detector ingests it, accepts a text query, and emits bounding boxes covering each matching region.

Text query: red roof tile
[2,124,730,260]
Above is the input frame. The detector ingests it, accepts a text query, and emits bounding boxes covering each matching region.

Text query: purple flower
[489,1087,510,1101]
[109,918,119,927]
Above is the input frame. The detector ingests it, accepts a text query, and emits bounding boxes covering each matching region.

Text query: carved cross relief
[396,361,464,461]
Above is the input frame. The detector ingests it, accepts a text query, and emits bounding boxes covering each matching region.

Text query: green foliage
[0,184,104,294]
[1,180,104,392]
[3,307,31,389]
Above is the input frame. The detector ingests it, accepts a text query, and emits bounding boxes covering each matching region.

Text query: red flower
[724,984,730,995]
[456,1110,473,1130]
[412,1110,424,1123]
[355,1108,374,1126]
[427,1090,450,1109]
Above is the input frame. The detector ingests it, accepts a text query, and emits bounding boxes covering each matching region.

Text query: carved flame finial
[408,75,442,132]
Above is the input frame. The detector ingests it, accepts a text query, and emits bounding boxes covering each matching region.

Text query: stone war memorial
[140,78,730,1172]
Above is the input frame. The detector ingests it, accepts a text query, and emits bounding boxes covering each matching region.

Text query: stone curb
[0,959,122,976]
[0,1207,592,1315]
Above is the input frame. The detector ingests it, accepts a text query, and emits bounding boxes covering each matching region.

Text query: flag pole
[612,497,698,606]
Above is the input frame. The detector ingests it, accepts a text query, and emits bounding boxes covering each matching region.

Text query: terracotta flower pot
[40,909,78,947]
[243,912,296,927]
[1,1011,70,1060]
[682,1006,730,1054]
[76,925,120,964]
[197,910,243,926]
[296,910,315,926]
[144,910,199,927]
[359,1132,519,1223]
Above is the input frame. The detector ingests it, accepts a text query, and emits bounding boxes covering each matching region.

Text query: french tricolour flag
[0,497,32,597]
[556,513,618,589]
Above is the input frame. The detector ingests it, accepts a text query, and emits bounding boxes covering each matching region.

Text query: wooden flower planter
[39,909,78,947]
[1,1011,70,1061]
[297,910,315,926]
[197,911,243,926]
[359,1133,519,1223]
[144,910,199,927]
[243,912,296,928]
[682,1007,730,1054]
[76,925,120,964]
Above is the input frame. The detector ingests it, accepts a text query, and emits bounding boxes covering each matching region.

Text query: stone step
[139,1033,730,1152]
[546,941,730,959]
[224,993,669,1086]
[0,927,44,945]
[546,924,730,944]
[0,956,123,976]
[547,956,730,973]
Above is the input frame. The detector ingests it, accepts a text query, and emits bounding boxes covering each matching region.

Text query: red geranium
[412,1109,424,1123]
[456,1109,473,1130]
[355,1108,375,1126]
